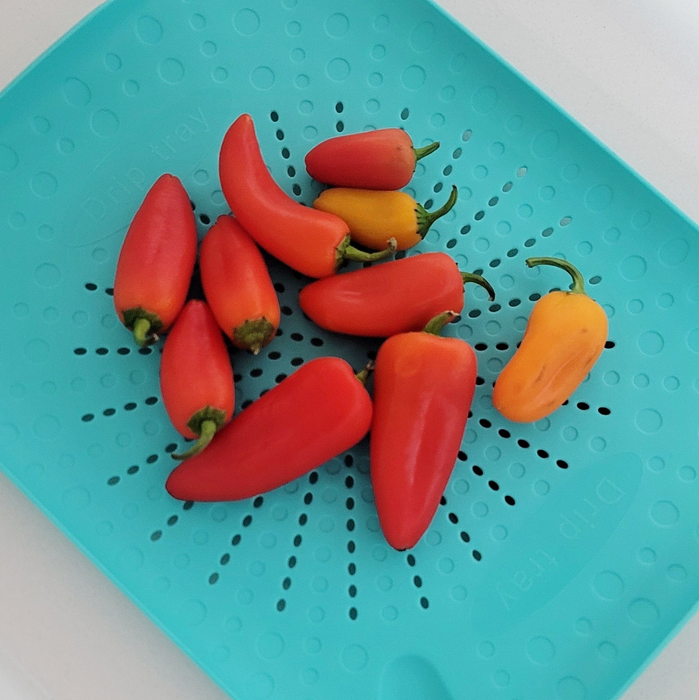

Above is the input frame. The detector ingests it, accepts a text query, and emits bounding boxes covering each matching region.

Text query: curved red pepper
[114,174,197,346]
[299,252,494,337]
[305,128,440,190]
[371,312,477,550]
[219,114,395,279]
[160,300,235,460]
[166,357,372,501]
[201,215,280,354]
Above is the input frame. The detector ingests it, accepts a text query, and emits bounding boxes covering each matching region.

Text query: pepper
[305,128,440,190]
[492,257,608,423]
[313,185,458,251]
[166,358,373,501]
[299,252,494,337]
[219,114,395,278]
[160,300,235,460]
[371,312,477,550]
[200,215,280,354]
[114,174,197,347]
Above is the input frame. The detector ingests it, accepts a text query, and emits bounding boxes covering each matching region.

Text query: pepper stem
[340,237,397,264]
[415,185,458,238]
[423,311,458,336]
[233,317,275,355]
[172,419,218,461]
[413,141,440,162]
[461,272,495,301]
[526,257,586,295]
[133,317,157,348]
[355,361,375,386]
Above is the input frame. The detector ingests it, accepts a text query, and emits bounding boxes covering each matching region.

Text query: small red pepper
[200,215,280,354]
[299,252,494,337]
[371,312,477,550]
[114,174,197,347]
[219,114,395,279]
[160,300,235,460]
[166,358,373,501]
[305,128,440,190]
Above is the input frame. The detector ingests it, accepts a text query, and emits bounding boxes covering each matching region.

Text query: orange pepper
[492,257,608,423]
[313,185,457,251]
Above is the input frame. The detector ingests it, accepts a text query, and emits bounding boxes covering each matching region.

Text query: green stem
[423,311,458,336]
[133,317,156,348]
[172,419,217,461]
[233,318,275,355]
[355,361,375,386]
[415,185,458,238]
[338,236,397,265]
[461,272,495,301]
[526,257,586,295]
[413,141,440,162]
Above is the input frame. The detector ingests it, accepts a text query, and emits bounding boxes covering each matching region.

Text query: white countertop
[1,0,699,698]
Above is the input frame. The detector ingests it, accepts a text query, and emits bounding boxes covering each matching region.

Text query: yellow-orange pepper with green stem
[492,257,608,423]
[313,185,458,251]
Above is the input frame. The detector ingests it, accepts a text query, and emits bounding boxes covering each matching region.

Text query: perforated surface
[0,0,698,699]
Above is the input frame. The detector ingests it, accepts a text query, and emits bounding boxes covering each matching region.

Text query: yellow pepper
[313,185,458,251]
[492,257,608,423]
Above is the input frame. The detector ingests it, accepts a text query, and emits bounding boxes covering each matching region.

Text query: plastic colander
[1,0,698,698]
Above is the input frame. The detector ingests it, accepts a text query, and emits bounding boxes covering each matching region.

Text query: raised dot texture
[341,644,368,672]
[159,59,185,84]
[638,331,664,355]
[402,65,426,90]
[628,598,660,626]
[650,500,679,526]
[31,172,58,197]
[234,8,260,35]
[527,636,555,664]
[90,109,119,136]
[0,144,19,172]
[585,184,613,211]
[326,58,350,81]
[532,130,559,158]
[557,676,587,700]
[593,571,625,600]
[63,78,91,107]
[635,408,662,433]
[256,633,284,659]
[251,66,275,89]
[619,255,647,280]
[326,13,349,37]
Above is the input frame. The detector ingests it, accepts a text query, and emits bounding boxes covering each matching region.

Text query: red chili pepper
[371,312,477,550]
[160,300,235,460]
[219,114,395,279]
[305,128,440,190]
[299,252,494,337]
[114,174,197,347]
[200,215,280,354]
[166,358,373,501]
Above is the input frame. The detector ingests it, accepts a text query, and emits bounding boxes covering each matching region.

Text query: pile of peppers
[113,116,608,551]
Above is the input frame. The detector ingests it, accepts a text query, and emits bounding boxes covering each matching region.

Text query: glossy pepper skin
[371,312,477,550]
[160,300,235,460]
[299,252,494,337]
[313,185,458,252]
[305,128,440,190]
[219,114,395,278]
[166,358,373,501]
[492,257,608,423]
[114,174,197,346]
[200,215,280,354]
